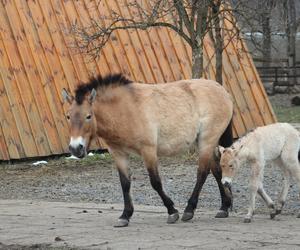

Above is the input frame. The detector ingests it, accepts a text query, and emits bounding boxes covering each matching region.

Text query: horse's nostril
[78,144,83,150]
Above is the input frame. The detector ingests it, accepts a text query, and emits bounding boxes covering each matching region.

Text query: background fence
[0,0,276,160]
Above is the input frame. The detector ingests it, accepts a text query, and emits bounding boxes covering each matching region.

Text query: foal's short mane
[231,128,255,150]
[75,74,132,104]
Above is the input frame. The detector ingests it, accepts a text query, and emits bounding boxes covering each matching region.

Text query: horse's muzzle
[69,144,86,158]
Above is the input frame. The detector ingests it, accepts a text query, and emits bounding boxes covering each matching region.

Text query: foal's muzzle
[69,144,86,158]
[223,181,231,189]
[222,182,232,206]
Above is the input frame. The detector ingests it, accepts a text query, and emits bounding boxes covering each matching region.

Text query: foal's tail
[219,119,233,148]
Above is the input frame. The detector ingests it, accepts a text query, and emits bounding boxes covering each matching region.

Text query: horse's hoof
[215,210,229,218]
[181,212,194,222]
[243,217,251,223]
[167,212,179,224]
[114,218,129,227]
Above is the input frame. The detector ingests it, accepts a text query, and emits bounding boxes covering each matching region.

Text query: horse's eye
[86,115,92,120]
[66,115,70,120]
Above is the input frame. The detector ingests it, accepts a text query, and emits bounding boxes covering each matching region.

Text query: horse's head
[215,146,239,188]
[62,88,97,158]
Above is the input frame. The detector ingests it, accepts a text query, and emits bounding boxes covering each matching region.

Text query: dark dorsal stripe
[75,74,132,104]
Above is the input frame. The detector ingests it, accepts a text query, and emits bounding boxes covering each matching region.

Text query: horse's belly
[157,132,198,156]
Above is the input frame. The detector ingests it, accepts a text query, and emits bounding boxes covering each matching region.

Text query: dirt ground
[1,200,300,250]
[0,152,300,249]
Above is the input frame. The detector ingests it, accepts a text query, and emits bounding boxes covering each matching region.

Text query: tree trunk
[288,0,297,87]
[212,1,223,85]
[191,46,203,79]
[215,40,223,84]
[284,0,297,90]
[262,14,271,67]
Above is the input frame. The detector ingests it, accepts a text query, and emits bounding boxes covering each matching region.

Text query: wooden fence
[0,0,276,160]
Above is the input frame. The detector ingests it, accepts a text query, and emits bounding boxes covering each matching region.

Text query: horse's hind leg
[211,162,232,218]
[111,151,134,227]
[142,148,179,224]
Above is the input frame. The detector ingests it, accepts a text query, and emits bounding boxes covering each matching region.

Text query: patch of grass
[272,105,300,123]
[64,152,113,165]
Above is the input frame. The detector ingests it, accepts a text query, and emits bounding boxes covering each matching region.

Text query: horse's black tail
[219,119,233,148]
[298,133,300,162]
[217,119,234,211]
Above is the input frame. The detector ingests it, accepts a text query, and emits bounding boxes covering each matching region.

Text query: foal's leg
[271,163,290,218]
[142,148,179,224]
[111,151,134,227]
[255,166,276,218]
[281,140,300,218]
[211,162,232,218]
[244,161,261,223]
[182,153,211,221]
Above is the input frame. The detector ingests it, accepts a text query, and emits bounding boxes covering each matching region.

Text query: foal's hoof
[114,218,129,227]
[181,212,194,222]
[270,209,281,219]
[167,212,179,224]
[215,210,229,218]
[243,217,252,223]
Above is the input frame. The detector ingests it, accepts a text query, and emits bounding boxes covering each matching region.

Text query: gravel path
[1,153,299,218]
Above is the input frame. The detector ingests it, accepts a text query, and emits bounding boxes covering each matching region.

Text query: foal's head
[62,88,97,158]
[215,146,239,187]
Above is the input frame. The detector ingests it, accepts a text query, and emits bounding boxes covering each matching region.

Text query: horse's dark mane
[75,74,132,104]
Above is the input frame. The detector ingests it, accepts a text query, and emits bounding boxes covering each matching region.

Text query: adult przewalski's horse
[62,74,234,227]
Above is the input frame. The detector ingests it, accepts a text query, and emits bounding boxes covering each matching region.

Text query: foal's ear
[62,88,73,104]
[88,88,97,104]
[214,146,225,161]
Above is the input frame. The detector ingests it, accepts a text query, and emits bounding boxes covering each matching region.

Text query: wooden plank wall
[0,0,276,160]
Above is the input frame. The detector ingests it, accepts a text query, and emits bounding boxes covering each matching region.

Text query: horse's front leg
[111,151,134,227]
[142,147,179,224]
[211,162,232,218]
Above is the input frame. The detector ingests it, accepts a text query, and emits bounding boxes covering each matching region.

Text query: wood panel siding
[0,0,276,160]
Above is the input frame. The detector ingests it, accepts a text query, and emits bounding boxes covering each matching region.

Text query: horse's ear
[89,88,97,104]
[62,88,73,104]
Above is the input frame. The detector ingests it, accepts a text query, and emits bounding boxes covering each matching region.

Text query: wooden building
[0,0,276,160]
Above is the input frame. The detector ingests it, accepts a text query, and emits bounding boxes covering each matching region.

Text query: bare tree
[260,0,277,67]
[209,0,223,84]
[282,0,297,86]
[72,0,239,80]
[231,0,278,66]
